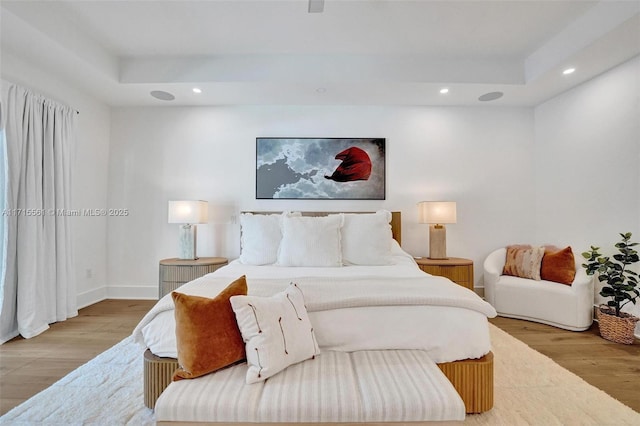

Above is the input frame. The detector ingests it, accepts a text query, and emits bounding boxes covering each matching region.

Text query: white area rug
[0,336,154,426]
[1,325,638,425]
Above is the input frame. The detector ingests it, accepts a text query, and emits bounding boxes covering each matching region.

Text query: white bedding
[133,243,497,363]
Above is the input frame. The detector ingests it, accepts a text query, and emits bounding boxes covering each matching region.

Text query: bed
[133,211,496,422]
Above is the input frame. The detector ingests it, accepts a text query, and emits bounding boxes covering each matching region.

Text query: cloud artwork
[256,138,385,199]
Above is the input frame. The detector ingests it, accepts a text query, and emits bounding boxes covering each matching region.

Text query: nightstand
[159,257,228,298]
[415,257,474,290]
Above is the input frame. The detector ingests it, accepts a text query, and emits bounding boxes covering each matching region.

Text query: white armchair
[484,248,594,331]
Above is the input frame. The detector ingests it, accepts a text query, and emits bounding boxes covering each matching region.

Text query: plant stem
[617,260,626,316]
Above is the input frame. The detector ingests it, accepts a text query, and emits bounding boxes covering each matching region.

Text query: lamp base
[178,224,198,260]
[428,224,448,260]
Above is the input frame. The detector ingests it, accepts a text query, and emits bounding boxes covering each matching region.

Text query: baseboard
[106,285,158,300]
[77,285,157,309]
[77,287,108,309]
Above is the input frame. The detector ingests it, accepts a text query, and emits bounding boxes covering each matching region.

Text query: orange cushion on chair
[172,275,247,380]
[540,246,576,285]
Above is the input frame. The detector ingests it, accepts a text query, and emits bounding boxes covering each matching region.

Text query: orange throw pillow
[172,275,248,381]
[540,246,576,285]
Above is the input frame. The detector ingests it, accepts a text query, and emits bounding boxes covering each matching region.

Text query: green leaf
[601,287,615,296]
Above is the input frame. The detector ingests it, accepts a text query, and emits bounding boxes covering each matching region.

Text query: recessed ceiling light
[440,88,449,94]
[316,87,327,93]
[150,90,175,101]
[478,91,504,102]
[563,68,576,75]
[192,88,202,94]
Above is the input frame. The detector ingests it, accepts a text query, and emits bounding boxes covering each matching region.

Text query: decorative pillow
[239,212,298,265]
[172,276,248,381]
[339,210,393,265]
[276,215,343,267]
[502,245,545,280]
[230,283,319,384]
[541,246,576,285]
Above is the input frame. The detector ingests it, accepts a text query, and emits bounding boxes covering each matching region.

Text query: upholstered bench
[144,349,494,416]
[154,350,468,424]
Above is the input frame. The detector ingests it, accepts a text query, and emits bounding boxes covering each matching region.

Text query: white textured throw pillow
[340,210,393,265]
[239,212,297,265]
[277,215,343,267]
[230,283,319,384]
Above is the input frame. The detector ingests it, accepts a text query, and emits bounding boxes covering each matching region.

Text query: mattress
[133,243,496,364]
[155,349,466,423]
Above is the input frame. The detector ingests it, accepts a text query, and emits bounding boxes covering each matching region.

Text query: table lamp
[168,200,208,260]
[418,201,456,259]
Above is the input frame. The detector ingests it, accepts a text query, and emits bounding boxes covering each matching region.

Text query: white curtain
[0,84,77,344]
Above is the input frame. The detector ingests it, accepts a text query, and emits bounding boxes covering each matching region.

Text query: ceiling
[1,0,639,107]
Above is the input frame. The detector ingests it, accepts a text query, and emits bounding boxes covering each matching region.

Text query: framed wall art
[256,138,385,200]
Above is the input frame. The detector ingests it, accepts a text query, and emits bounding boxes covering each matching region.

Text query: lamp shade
[418,201,457,224]
[168,200,208,224]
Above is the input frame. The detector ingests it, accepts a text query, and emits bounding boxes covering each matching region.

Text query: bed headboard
[244,211,402,245]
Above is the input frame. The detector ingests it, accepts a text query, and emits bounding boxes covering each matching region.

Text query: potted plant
[582,232,639,344]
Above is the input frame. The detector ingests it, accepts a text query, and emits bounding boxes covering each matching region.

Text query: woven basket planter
[596,306,639,345]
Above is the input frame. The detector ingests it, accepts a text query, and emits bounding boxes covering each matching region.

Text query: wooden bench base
[144,350,179,409]
[144,350,494,414]
[438,352,494,413]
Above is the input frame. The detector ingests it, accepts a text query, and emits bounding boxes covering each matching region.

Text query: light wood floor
[0,300,638,416]
[0,299,155,415]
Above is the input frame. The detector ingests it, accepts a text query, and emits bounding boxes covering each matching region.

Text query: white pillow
[340,210,393,265]
[239,212,297,265]
[230,283,319,384]
[277,215,343,267]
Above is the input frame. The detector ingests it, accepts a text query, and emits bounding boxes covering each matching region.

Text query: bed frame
[143,211,493,415]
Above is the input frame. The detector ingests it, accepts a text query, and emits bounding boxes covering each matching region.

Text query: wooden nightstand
[415,257,474,290]
[159,257,228,298]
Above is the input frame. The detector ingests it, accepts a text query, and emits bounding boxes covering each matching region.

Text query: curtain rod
[3,79,80,115]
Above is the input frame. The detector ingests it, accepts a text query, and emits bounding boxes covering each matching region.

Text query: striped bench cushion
[155,350,465,423]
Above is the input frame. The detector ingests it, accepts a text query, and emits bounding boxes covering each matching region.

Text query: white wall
[108,106,535,297]
[534,55,640,326]
[3,44,637,326]
[1,51,112,308]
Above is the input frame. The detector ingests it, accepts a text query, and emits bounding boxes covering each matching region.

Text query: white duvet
[133,244,497,363]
